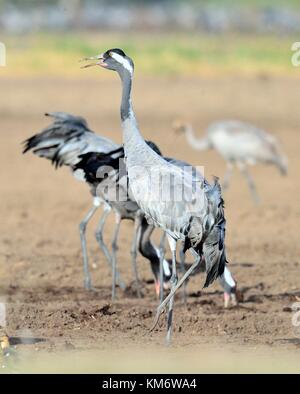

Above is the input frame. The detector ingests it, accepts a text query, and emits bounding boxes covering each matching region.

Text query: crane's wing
[23,112,119,167]
[128,163,208,237]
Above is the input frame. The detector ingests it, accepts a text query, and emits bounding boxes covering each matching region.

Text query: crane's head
[172,120,189,134]
[81,48,134,77]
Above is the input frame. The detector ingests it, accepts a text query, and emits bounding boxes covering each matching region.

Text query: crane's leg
[111,212,122,301]
[222,162,234,191]
[95,202,112,266]
[166,235,178,345]
[95,203,126,290]
[218,266,238,308]
[159,232,166,304]
[79,198,101,290]
[179,245,187,305]
[238,163,260,204]
[130,214,142,298]
[150,249,201,336]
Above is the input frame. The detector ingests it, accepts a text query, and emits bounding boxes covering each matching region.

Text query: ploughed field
[0,75,299,372]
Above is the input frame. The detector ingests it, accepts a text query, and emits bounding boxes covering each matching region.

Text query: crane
[173,120,288,203]
[76,147,238,307]
[82,49,228,343]
[23,112,124,292]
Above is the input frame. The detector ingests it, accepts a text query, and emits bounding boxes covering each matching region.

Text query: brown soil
[0,75,300,370]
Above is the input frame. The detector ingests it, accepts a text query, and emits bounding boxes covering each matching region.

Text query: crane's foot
[84,278,97,292]
[154,280,171,299]
[116,276,126,291]
[224,292,239,308]
[84,278,91,291]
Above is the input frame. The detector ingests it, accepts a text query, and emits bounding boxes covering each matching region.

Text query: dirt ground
[0,74,300,371]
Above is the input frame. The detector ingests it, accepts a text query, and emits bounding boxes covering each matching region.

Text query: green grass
[1,32,299,77]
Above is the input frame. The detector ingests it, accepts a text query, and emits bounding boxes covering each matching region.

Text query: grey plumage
[75,142,170,299]
[86,48,227,342]
[174,120,288,203]
[23,112,119,167]
[23,112,172,298]
[23,112,124,291]
[77,146,237,305]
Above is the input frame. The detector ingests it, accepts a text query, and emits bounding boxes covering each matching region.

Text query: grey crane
[174,120,288,203]
[23,112,124,291]
[82,48,228,343]
[164,156,238,308]
[23,113,171,298]
[76,147,238,307]
[74,142,164,299]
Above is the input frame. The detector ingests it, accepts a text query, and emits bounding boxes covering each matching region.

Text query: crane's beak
[79,53,107,69]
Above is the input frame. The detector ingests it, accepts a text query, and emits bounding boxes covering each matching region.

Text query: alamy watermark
[291,42,300,67]
[0,42,6,67]
[94,161,207,217]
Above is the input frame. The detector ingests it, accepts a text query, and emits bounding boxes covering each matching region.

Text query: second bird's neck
[185,125,210,151]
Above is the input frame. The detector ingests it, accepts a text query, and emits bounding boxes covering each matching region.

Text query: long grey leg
[150,249,201,334]
[222,162,234,191]
[111,212,122,301]
[95,203,126,290]
[79,200,100,290]
[159,232,166,304]
[179,244,187,304]
[238,162,260,204]
[130,214,142,298]
[166,235,177,345]
[95,203,112,266]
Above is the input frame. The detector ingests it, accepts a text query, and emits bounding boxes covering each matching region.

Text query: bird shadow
[276,338,300,347]
[230,262,255,268]
[8,336,46,346]
[242,290,300,304]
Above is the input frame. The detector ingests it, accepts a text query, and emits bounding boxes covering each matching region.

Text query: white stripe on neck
[111,52,133,74]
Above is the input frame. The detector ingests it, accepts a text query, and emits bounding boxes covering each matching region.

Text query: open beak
[79,53,107,69]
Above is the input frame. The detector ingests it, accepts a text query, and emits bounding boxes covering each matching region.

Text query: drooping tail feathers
[266,134,288,176]
[275,151,288,176]
[197,178,227,288]
[22,112,93,167]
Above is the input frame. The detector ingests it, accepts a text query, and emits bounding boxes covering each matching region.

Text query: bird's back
[207,120,287,171]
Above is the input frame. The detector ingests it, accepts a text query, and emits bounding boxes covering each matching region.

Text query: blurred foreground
[0,75,299,372]
[2,341,300,373]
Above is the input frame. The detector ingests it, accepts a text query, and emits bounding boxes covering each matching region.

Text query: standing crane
[76,147,239,307]
[173,120,288,203]
[74,141,164,299]
[23,112,237,305]
[23,112,172,298]
[23,112,124,292]
[82,49,228,343]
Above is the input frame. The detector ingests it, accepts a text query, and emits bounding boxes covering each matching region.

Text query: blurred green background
[0,0,299,76]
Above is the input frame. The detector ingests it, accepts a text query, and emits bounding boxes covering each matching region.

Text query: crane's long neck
[120,72,133,122]
[119,70,161,167]
[185,124,211,151]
